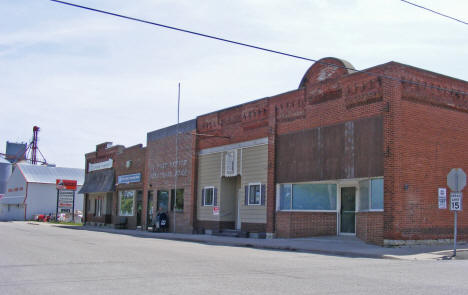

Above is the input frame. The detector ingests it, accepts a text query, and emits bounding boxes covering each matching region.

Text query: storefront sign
[150,160,188,179]
[438,188,447,209]
[89,159,113,172]
[118,173,141,184]
[57,190,75,213]
[56,179,77,191]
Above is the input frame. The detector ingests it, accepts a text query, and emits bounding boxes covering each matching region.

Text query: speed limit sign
[450,192,462,211]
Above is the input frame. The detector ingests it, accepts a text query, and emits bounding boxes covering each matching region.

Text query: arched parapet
[299,57,356,89]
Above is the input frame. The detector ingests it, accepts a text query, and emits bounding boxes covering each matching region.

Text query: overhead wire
[49,0,467,95]
[400,0,468,26]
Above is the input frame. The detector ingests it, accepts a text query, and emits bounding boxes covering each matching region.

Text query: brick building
[196,57,468,245]
[114,144,146,229]
[143,120,197,233]
[80,142,124,226]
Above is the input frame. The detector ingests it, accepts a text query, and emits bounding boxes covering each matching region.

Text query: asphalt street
[1,222,467,295]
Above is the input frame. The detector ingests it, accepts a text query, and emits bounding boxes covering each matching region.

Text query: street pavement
[1,221,468,295]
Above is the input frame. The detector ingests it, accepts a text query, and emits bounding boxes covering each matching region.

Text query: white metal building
[0,163,84,221]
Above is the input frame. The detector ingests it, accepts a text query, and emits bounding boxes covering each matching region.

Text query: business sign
[88,159,113,172]
[56,179,77,191]
[117,173,141,184]
[438,188,447,209]
[57,190,75,213]
[450,192,462,211]
[213,206,220,215]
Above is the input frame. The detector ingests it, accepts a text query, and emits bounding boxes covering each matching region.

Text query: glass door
[340,187,356,234]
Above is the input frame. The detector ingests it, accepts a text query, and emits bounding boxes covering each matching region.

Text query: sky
[0,0,467,169]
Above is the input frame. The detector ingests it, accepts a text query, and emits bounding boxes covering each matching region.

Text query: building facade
[196,57,468,245]
[114,144,146,229]
[80,142,124,226]
[144,120,197,233]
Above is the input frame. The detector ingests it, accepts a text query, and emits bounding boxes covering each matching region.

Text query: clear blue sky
[1,0,467,168]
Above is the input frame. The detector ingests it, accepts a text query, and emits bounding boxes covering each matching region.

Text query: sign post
[56,179,78,223]
[447,168,466,257]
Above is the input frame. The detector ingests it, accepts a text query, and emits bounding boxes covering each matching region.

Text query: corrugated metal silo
[0,157,12,196]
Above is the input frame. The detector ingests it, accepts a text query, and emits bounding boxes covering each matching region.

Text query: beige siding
[197,153,221,221]
[240,144,268,223]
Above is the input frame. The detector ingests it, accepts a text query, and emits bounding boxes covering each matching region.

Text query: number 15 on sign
[450,192,462,211]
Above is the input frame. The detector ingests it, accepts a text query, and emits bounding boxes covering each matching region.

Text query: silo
[0,157,12,196]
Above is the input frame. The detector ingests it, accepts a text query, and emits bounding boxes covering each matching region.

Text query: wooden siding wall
[240,144,268,224]
[197,153,221,221]
[276,116,383,183]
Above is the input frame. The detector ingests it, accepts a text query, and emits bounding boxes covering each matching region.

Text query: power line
[400,0,468,26]
[49,0,467,95]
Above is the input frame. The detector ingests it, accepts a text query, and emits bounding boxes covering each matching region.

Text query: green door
[340,187,356,234]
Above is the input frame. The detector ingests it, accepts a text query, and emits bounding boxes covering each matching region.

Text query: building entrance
[340,187,356,234]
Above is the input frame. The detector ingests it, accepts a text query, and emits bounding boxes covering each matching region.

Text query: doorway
[340,187,356,234]
[136,190,143,227]
[147,191,154,228]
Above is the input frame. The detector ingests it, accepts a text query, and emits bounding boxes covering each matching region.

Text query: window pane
[371,179,384,210]
[205,188,214,205]
[279,184,292,210]
[249,185,261,204]
[119,190,134,216]
[292,184,337,210]
[176,189,184,211]
[157,190,169,212]
[359,180,370,211]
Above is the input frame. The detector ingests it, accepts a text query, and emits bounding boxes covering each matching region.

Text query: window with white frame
[358,178,384,211]
[279,183,337,211]
[202,187,214,206]
[224,150,237,176]
[119,190,135,216]
[248,183,261,205]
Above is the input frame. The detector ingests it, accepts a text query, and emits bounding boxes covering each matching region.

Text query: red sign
[213,206,220,215]
[56,179,77,191]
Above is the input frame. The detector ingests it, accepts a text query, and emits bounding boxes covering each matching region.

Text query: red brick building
[143,120,197,233]
[80,142,124,226]
[114,144,146,229]
[196,57,468,245]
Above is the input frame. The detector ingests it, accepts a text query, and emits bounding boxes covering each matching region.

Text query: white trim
[247,183,261,206]
[224,150,237,177]
[199,137,268,155]
[203,186,215,206]
[239,149,243,176]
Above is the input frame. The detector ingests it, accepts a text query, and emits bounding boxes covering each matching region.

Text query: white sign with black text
[450,192,462,211]
[438,188,447,209]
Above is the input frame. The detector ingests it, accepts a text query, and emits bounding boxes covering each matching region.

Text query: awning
[79,168,115,194]
[0,196,25,205]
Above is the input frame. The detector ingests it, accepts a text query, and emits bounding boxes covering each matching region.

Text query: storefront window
[279,183,336,211]
[119,190,135,216]
[358,178,384,211]
[171,189,184,211]
[279,184,292,210]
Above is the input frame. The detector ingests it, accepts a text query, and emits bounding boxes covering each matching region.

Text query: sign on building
[88,159,113,172]
[438,188,447,209]
[117,173,141,184]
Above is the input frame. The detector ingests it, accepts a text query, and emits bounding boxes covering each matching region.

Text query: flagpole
[174,83,180,233]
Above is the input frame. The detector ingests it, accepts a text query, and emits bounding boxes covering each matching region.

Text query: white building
[0,163,84,221]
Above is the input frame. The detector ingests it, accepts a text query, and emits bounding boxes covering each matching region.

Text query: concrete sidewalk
[54,223,468,260]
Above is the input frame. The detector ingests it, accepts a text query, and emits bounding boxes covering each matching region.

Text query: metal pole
[453,210,458,257]
[173,83,180,233]
[72,190,75,223]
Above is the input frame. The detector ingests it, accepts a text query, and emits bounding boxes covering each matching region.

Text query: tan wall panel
[240,144,267,223]
[197,153,221,221]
